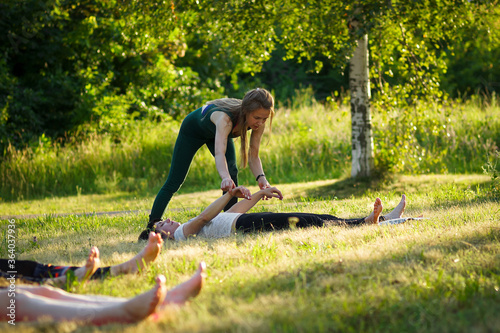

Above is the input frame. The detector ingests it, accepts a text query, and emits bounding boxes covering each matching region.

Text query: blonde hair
[207,88,274,167]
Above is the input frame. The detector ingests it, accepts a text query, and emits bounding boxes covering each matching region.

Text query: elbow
[197,212,211,224]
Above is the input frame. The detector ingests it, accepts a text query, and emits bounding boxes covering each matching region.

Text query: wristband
[256,174,265,182]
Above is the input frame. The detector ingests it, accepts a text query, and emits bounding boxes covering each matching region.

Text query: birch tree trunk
[349,34,374,178]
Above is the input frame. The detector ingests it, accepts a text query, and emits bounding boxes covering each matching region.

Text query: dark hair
[138,229,151,241]
[138,227,173,242]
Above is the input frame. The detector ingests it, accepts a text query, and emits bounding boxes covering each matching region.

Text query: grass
[0,95,499,330]
[1,95,499,202]
[0,174,489,217]
[1,175,499,332]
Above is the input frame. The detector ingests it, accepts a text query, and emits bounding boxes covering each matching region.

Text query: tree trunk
[349,34,374,178]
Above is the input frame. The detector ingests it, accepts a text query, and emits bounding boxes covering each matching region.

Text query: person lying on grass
[0,232,165,286]
[0,233,206,324]
[1,274,167,325]
[142,186,407,241]
[1,267,206,325]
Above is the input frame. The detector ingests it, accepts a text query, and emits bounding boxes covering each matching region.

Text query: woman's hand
[260,187,283,200]
[258,176,271,191]
[257,176,271,200]
[221,177,236,192]
[229,186,252,200]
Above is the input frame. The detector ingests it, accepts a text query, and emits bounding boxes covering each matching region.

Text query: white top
[173,212,242,241]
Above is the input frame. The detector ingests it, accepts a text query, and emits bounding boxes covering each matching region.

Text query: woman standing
[141,88,275,239]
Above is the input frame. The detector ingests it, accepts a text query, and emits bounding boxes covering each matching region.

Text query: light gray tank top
[174,213,242,241]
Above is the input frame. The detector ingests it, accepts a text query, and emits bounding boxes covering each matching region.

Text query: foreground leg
[16,284,124,305]
[381,194,406,220]
[364,198,383,224]
[110,232,163,276]
[10,275,167,324]
[161,261,206,308]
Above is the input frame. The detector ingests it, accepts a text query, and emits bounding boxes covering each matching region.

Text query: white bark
[349,34,374,178]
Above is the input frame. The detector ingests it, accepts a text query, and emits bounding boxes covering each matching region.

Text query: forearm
[248,155,264,177]
[183,192,235,237]
[226,190,265,214]
[214,154,231,179]
[201,192,234,218]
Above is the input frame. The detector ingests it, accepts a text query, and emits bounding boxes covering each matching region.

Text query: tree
[189,0,496,177]
[2,0,497,178]
[0,0,221,153]
[349,33,374,178]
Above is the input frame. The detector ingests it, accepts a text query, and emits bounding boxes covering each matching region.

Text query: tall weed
[482,150,500,199]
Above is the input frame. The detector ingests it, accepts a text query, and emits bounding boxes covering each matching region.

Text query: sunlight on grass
[0,174,490,217]
[1,176,499,332]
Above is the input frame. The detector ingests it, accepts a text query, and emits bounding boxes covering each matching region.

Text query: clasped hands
[221,177,273,200]
[229,185,283,201]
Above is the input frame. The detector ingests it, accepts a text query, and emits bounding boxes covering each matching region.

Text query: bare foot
[364,198,383,224]
[77,246,100,282]
[382,194,406,220]
[161,261,206,308]
[110,232,163,276]
[121,275,167,322]
[48,246,100,286]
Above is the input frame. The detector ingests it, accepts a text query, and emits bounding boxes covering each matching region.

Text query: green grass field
[1,174,499,332]
[1,97,499,331]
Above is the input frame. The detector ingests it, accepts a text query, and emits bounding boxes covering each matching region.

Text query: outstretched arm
[181,186,252,237]
[211,111,236,191]
[226,187,283,214]
[248,127,271,190]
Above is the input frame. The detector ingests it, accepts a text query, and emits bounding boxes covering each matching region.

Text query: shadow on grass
[302,176,386,199]
[213,227,500,332]
[303,175,494,201]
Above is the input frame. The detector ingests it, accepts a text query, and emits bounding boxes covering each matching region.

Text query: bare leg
[16,284,124,304]
[49,246,100,286]
[4,275,167,324]
[119,275,167,323]
[382,194,406,220]
[18,234,162,306]
[24,261,207,308]
[110,232,163,276]
[364,198,383,224]
[161,261,206,308]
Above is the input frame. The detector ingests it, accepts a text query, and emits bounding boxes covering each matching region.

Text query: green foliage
[242,45,349,105]
[373,94,500,175]
[355,1,496,175]
[441,4,500,96]
[1,0,500,186]
[1,98,499,202]
[0,0,225,152]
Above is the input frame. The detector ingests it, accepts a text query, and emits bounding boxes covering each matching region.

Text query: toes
[156,274,166,285]
[199,261,207,273]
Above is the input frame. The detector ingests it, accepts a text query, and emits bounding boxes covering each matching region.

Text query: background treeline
[1,0,499,153]
[2,95,499,202]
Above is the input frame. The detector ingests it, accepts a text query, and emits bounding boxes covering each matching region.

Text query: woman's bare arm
[211,111,235,191]
[248,127,271,190]
[182,186,252,237]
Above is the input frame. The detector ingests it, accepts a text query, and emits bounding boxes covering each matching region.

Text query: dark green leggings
[148,132,238,225]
